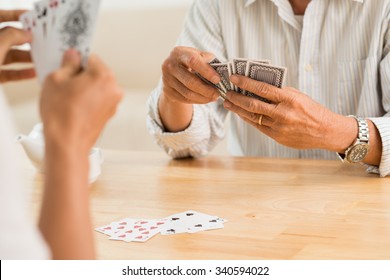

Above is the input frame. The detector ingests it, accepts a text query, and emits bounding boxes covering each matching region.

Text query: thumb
[57,49,82,77]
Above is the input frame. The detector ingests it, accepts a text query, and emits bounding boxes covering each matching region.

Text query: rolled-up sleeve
[147,80,227,159]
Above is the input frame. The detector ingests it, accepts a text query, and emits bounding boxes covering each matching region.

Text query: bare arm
[38,50,123,259]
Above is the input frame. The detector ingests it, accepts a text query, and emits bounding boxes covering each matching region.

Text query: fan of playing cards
[199,58,287,103]
[96,210,227,243]
[19,0,101,84]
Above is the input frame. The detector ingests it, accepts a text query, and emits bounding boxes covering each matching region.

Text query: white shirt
[147,0,390,177]
[0,88,49,259]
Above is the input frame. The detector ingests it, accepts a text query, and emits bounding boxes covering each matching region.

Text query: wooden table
[28,150,390,260]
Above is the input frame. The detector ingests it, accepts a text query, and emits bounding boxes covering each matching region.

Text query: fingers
[230,75,283,103]
[174,46,220,84]
[54,49,82,78]
[164,76,217,104]
[85,54,124,102]
[225,91,274,116]
[0,10,27,23]
[0,27,32,63]
[85,54,110,77]
[164,63,219,100]
[3,49,32,65]
[0,68,35,83]
[224,99,272,127]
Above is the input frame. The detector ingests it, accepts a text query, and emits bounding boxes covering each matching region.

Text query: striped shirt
[147,0,390,177]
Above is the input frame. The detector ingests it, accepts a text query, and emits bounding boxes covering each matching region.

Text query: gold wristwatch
[338,116,370,163]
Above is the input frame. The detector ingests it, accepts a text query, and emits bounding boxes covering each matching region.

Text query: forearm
[39,141,94,260]
[158,92,193,132]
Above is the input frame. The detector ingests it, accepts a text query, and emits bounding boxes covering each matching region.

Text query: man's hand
[0,10,36,83]
[162,46,221,104]
[224,75,358,153]
[40,49,123,153]
[159,46,221,132]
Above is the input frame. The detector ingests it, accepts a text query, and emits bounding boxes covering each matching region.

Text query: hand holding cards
[96,210,227,243]
[19,0,101,83]
[199,57,287,103]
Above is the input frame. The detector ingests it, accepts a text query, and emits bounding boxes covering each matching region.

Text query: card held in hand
[20,0,102,84]
[245,61,287,103]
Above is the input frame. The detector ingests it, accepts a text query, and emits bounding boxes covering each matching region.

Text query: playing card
[209,57,222,64]
[233,58,270,92]
[44,0,101,80]
[109,219,167,243]
[209,63,233,99]
[195,57,227,99]
[20,0,102,83]
[95,218,139,237]
[161,210,226,235]
[19,11,40,64]
[34,0,51,41]
[245,61,287,102]
[95,211,227,243]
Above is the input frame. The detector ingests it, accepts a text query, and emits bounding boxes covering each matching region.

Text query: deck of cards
[95,210,227,243]
[199,57,287,103]
[19,0,101,84]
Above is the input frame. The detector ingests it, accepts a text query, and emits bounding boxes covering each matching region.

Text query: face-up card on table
[95,211,227,243]
[95,218,139,237]
[109,219,168,243]
[161,210,226,235]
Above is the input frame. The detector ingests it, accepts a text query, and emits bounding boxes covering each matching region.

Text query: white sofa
[3,0,228,155]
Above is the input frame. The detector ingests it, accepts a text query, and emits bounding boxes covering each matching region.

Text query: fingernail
[230,75,239,84]
[64,49,80,60]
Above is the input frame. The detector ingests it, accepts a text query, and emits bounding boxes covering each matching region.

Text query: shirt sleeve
[366,18,390,177]
[147,80,227,159]
[146,0,229,159]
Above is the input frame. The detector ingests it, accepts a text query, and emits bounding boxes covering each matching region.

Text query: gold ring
[258,114,263,126]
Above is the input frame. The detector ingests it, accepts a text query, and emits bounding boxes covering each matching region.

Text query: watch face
[347,143,370,163]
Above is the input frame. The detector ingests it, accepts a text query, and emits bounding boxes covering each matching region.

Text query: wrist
[43,122,91,157]
[322,114,358,153]
[158,91,193,132]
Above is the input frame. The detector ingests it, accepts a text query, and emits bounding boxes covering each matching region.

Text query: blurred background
[1,0,229,155]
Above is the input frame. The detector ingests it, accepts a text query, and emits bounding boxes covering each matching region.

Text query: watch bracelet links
[337,115,369,161]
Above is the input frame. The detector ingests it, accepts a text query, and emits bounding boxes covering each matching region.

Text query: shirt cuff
[147,88,212,158]
[366,117,390,177]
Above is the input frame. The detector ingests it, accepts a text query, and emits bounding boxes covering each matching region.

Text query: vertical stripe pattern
[147,0,390,177]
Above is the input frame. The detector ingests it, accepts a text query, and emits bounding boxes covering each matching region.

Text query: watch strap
[337,116,369,162]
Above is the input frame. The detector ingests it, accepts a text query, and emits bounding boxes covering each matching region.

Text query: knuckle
[162,59,173,73]
[247,100,258,112]
[46,71,62,83]
[187,54,200,68]
[181,87,193,100]
[184,76,197,89]
[172,46,183,56]
[1,26,16,36]
[255,82,269,94]
[249,112,258,122]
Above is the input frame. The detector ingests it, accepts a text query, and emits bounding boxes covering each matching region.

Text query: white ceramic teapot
[16,123,104,183]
